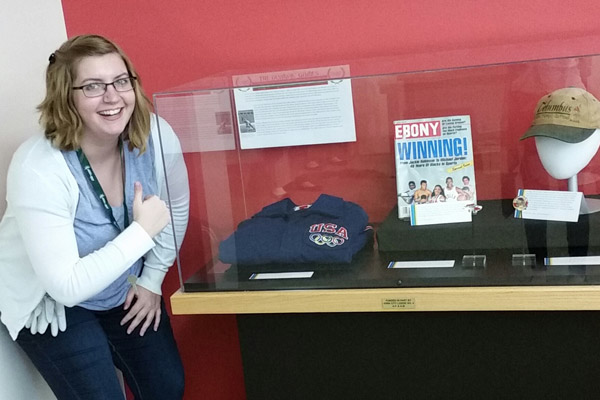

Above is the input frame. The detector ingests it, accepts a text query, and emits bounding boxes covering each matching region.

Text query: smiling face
[72,53,135,145]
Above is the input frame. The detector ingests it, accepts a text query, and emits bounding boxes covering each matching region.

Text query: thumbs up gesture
[132,181,169,238]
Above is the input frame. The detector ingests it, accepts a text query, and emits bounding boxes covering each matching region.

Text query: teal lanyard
[76,143,129,232]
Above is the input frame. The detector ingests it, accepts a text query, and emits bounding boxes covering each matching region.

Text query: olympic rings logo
[309,233,345,247]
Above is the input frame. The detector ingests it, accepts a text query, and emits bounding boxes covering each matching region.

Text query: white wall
[0,1,67,399]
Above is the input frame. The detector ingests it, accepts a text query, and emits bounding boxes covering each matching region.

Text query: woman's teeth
[99,108,121,116]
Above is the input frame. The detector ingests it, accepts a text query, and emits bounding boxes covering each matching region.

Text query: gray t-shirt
[62,138,157,310]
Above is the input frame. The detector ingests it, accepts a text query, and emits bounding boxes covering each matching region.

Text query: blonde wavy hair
[38,34,152,153]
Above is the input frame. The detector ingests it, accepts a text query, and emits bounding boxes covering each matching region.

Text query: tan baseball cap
[520,87,600,143]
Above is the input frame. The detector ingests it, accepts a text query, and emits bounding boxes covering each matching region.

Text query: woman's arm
[8,154,156,307]
[119,116,190,335]
[136,115,190,295]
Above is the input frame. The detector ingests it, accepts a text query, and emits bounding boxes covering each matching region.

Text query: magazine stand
[511,193,537,266]
[573,175,600,215]
[512,219,537,266]
[462,211,487,268]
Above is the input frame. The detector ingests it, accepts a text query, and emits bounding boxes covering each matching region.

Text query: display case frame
[152,53,600,314]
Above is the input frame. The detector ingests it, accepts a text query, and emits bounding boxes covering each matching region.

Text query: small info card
[410,201,472,226]
[513,189,582,222]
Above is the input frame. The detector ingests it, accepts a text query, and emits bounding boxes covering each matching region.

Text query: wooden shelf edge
[170,285,600,314]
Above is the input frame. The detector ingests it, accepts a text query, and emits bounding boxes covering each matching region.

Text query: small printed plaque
[545,256,600,266]
[388,260,455,269]
[249,271,314,280]
[513,189,582,222]
[382,298,416,309]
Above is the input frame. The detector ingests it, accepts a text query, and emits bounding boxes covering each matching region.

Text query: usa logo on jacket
[308,223,348,248]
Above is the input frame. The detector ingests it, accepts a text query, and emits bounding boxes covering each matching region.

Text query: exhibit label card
[513,189,582,222]
[249,271,314,280]
[232,65,356,149]
[545,256,600,266]
[410,201,472,226]
[387,260,455,268]
[154,91,236,153]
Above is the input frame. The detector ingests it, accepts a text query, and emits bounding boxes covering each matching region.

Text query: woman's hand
[120,285,162,336]
[132,181,169,238]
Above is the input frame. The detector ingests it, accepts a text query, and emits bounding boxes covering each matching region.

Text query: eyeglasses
[72,77,137,98]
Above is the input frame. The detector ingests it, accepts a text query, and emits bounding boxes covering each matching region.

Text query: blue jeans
[16,300,184,400]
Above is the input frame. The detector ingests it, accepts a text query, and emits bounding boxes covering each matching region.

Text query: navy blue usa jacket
[218,194,372,265]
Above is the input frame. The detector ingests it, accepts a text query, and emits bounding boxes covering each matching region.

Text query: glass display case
[153,53,600,297]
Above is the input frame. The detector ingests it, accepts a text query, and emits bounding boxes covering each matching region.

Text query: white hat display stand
[535,130,600,214]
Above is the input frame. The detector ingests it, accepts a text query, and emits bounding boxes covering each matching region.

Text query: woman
[429,184,446,203]
[0,35,189,399]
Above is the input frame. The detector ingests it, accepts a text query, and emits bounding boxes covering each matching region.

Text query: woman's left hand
[120,285,162,336]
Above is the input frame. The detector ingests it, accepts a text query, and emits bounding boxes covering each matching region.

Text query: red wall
[60,1,600,399]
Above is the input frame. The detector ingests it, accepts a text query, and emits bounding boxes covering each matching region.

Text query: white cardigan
[0,114,189,340]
